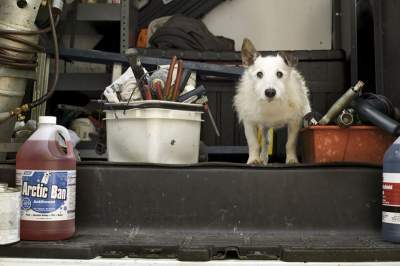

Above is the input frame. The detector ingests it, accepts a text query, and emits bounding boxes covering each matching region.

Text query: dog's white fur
[234,39,311,165]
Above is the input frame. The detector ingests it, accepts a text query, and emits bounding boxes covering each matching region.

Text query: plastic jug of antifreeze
[16,116,76,240]
[383,136,400,242]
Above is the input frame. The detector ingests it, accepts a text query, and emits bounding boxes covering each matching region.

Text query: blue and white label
[16,170,76,221]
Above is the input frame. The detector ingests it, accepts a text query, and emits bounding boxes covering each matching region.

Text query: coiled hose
[0,1,60,121]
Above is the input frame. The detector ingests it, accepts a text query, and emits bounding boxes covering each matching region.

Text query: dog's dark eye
[256,71,263,79]
[276,71,283,78]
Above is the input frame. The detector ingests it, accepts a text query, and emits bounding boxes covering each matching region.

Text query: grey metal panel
[76,3,121,22]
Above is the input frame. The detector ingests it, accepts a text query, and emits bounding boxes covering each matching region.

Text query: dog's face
[241,38,298,102]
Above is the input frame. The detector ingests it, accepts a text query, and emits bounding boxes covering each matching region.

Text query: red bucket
[301,125,395,165]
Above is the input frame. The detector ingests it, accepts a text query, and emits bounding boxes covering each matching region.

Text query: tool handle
[125,49,145,81]
[125,48,148,99]
[164,55,177,100]
[204,104,220,137]
[152,80,164,100]
[352,98,400,135]
[143,85,152,100]
[172,60,184,101]
[178,69,191,93]
[135,84,147,101]
[177,85,206,102]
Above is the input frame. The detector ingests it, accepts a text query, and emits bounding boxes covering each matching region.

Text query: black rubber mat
[2,230,400,261]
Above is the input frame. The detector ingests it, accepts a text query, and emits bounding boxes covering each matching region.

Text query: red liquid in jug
[16,119,76,241]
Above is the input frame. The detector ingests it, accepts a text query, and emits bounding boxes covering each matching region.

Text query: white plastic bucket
[105,102,203,164]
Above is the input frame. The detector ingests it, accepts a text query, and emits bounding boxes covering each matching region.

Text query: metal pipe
[319,80,364,125]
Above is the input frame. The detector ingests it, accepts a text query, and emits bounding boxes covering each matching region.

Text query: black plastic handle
[177,85,206,103]
[352,98,400,135]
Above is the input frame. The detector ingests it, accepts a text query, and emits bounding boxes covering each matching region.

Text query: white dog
[234,39,311,165]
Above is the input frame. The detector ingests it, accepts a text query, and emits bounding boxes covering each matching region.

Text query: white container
[0,183,20,245]
[70,118,96,141]
[105,101,203,164]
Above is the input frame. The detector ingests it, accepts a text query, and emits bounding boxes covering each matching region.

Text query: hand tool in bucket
[125,48,151,100]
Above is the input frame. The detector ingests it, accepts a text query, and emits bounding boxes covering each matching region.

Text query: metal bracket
[120,0,131,53]
[112,0,132,84]
[50,47,244,78]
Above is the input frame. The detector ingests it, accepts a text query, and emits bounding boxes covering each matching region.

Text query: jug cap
[39,116,56,125]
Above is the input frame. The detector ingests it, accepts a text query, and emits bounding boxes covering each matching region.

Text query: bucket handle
[53,125,73,156]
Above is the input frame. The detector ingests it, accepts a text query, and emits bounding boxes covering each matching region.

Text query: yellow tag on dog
[257,128,274,157]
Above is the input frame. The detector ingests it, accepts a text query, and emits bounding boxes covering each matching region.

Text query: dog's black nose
[265,88,276,98]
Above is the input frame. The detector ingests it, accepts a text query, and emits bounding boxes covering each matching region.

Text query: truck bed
[1,162,399,262]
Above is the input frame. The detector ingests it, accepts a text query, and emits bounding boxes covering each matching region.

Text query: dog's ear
[241,38,259,66]
[278,51,298,67]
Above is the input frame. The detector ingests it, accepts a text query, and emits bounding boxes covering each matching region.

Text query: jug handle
[54,125,73,156]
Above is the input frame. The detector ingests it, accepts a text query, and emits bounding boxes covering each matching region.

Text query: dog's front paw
[259,155,269,165]
[247,157,263,166]
[260,151,269,166]
[285,155,299,164]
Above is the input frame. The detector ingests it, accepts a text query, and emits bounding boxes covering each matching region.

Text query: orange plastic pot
[301,125,395,165]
